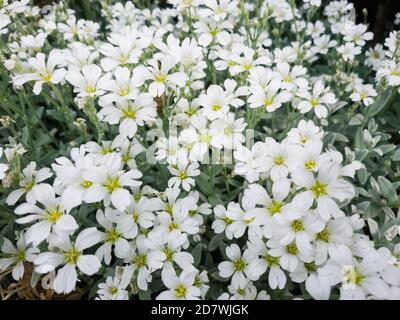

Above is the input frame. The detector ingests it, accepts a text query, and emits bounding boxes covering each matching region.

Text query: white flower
[146,230,195,275]
[337,42,361,62]
[246,235,287,289]
[34,228,101,294]
[6,161,52,205]
[343,23,373,47]
[287,119,323,146]
[121,235,153,290]
[248,79,292,112]
[218,244,256,283]
[233,142,269,183]
[82,153,142,211]
[243,181,291,239]
[292,163,356,221]
[194,18,232,47]
[275,205,323,255]
[267,238,313,272]
[95,208,130,265]
[275,62,309,92]
[115,196,157,239]
[198,79,247,120]
[98,92,157,138]
[99,34,148,71]
[168,157,200,192]
[14,185,78,246]
[212,203,236,239]
[365,44,385,70]
[0,13,11,34]
[319,245,390,300]
[97,276,129,300]
[66,64,108,98]
[376,60,400,87]
[0,232,39,281]
[180,115,222,161]
[296,80,336,118]
[12,50,66,94]
[138,55,188,97]
[202,0,238,22]
[157,202,200,236]
[303,0,321,7]
[99,66,144,105]
[349,84,377,106]
[157,270,201,300]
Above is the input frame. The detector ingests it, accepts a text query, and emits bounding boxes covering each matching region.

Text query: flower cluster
[0,0,399,300]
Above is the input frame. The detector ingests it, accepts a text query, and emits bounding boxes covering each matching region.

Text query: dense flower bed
[0,0,399,300]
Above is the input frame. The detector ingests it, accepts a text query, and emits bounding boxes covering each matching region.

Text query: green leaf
[377,176,398,203]
[196,172,211,196]
[363,89,392,119]
[208,233,224,251]
[392,149,400,161]
[31,271,41,288]
[191,243,202,265]
[138,290,152,300]
[354,127,365,149]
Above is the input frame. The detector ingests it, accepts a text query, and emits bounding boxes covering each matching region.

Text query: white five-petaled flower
[34,228,101,294]
[296,80,336,118]
[12,50,66,94]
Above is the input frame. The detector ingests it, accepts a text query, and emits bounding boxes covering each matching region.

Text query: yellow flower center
[209,28,219,37]
[165,204,173,215]
[343,266,365,286]
[118,56,129,65]
[267,200,282,216]
[316,227,330,243]
[46,207,63,223]
[168,222,179,231]
[243,63,252,71]
[155,74,166,83]
[104,177,121,193]
[105,228,120,243]
[39,70,52,82]
[80,180,93,188]
[64,247,80,264]
[119,87,130,96]
[122,153,131,163]
[310,98,319,108]
[211,104,221,111]
[24,180,35,191]
[174,284,187,298]
[185,107,197,117]
[133,254,147,268]
[122,107,136,119]
[16,250,26,262]
[233,258,246,271]
[273,155,285,165]
[264,254,279,266]
[286,243,298,255]
[164,247,174,262]
[264,97,274,107]
[304,160,316,170]
[200,134,212,143]
[300,135,308,144]
[178,171,188,180]
[85,85,96,93]
[228,60,237,67]
[101,146,113,154]
[291,219,305,232]
[223,216,233,225]
[109,287,118,295]
[311,180,327,198]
